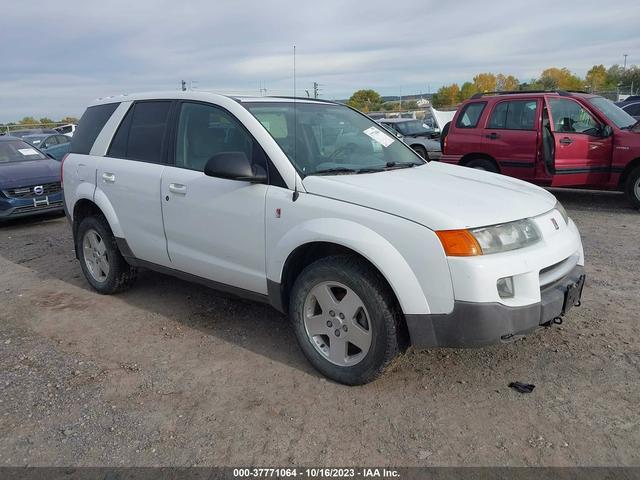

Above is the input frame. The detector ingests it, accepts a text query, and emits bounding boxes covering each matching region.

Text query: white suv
[63,92,585,385]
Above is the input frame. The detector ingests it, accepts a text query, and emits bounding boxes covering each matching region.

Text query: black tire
[412,145,428,160]
[624,166,640,209]
[289,255,406,385]
[439,121,451,152]
[76,215,137,294]
[466,157,499,173]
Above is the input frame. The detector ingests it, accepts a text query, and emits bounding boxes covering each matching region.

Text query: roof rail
[264,96,337,104]
[469,90,585,99]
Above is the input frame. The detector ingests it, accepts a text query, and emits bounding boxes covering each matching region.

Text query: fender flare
[92,187,124,238]
[267,218,431,314]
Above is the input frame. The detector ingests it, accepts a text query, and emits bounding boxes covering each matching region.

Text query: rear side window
[70,103,119,154]
[456,102,486,128]
[108,101,172,163]
[625,103,640,116]
[488,100,538,130]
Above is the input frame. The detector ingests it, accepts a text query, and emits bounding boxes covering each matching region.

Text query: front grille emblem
[551,218,559,230]
[33,185,44,196]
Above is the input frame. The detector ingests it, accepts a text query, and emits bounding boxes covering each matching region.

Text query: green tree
[586,65,608,92]
[59,116,79,124]
[39,117,54,125]
[496,74,519,91]
[538,67,584,91]
[432,84,460,108]
[19,116,38,125]
[347,89,382,112]
[473,73,497,92]
[460,82,478,100]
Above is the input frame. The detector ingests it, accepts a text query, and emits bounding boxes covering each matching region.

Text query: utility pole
[313,82,321,99]
[181,80,187,92]
[624,54,628,70]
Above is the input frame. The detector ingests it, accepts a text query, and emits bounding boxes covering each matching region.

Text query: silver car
[378,118,441,160]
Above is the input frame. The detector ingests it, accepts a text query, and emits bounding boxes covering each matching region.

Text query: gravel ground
[0,189,638,467]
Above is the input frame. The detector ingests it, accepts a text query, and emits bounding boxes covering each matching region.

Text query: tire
[439,121,451,152]
[412,145,428,160]
[466,157,499,173]
[624,166,640,209]
[289,255,406,385]
[76,215,137,294]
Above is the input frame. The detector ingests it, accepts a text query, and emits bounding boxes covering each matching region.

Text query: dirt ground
[0,189,638,467]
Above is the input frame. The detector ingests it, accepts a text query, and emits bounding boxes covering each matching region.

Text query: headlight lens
[555,201,569,225]
[470,219,541,255]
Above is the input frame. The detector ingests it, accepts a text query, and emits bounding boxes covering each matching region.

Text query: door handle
[559,137,573,145]
[102,172,115,183]
[168,183,187,194]
[486,132,500,140]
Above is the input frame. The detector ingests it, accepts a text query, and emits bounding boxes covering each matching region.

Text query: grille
[3,182,62,199]
[11,201,63,215]
[539,254,579,289]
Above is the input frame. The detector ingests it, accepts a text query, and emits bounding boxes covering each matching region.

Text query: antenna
[292,45,299,202]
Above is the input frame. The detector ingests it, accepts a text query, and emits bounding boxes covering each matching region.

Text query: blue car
[0,136,64,221]
[22,133,72,160]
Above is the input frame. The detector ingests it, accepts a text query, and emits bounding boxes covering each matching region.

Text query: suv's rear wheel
[289,255,405,385]
[624,166,640,209]
[466,157,499,173]
[77,215,137,294]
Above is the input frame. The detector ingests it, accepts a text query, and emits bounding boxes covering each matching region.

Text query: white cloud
[1,0,639,121]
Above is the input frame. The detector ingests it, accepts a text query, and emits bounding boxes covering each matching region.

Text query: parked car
[55,123,77,137]
[615,98,640,121]
[0,136,64,220]
[22,133,72,160]
[378,119,441,159]
[7,128,59,138]
[440,91,640,208]
[64,92,585,385]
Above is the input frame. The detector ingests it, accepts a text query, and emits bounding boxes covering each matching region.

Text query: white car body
[63,91,585,357]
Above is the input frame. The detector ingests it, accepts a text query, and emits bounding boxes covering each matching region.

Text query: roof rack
[264,96,337,104]
[469,90,588,99]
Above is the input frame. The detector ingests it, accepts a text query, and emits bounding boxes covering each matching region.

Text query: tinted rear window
[70,103,119,154]
[108,101,172,163]
[456,102,486,128]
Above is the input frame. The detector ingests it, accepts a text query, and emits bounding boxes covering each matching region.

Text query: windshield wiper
[384,161,422,170]
[621,120,640,130]
[312,166,385,176]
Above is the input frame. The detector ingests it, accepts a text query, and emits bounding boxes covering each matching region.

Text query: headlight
[436,218,542,256]
[555,201,569,225]
[470,219,541,255]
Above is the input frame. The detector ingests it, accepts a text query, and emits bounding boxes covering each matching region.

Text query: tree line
[431,64,639,108]
[1,116,79,131]
[346,63,640,111]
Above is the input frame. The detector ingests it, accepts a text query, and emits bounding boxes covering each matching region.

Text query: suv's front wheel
[77,215,137,294]
[289,255,406,385]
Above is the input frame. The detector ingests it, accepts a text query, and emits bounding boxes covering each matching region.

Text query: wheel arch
[618,157,640,190]
[267,220,431,316]
[460,152,500,172]
[71,196,121,259]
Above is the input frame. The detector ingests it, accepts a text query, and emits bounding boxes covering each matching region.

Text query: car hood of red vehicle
[302,161,557,231]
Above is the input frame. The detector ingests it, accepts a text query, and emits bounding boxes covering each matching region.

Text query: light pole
[624,54,628,70]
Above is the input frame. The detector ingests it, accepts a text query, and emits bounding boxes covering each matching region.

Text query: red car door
[546,97,612,187]
[481,98,539,179]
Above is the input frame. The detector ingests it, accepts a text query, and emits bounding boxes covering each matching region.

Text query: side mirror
[601,125,613,138]
[203,152,267,183]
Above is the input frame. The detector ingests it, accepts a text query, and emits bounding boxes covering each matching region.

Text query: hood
[302,162,557,230]
[0,159,61,190]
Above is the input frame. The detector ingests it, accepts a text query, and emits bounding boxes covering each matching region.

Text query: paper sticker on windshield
[18,148,39,156]
[363,126,394,148]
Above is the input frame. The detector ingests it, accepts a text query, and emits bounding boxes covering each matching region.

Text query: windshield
[243,102,424,176]
[391,120,433,136]
[0,140,47,163]
[588,96,637,129]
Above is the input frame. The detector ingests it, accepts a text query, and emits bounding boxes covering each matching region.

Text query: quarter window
[108,101,172,163]
[456,102,486,128]
[175,102,263,173]
[548,98,599,135]
[625,103,640,116]
[70,103,119,155]
[487,100,538,130]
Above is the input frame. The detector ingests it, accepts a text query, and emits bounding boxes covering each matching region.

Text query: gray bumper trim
[406,265,585,348]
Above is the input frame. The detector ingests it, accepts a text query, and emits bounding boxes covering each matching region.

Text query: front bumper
[0,192,64,220]
[406,264,584,348]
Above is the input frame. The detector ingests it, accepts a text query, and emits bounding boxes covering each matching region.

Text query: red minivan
[441,91,640,207]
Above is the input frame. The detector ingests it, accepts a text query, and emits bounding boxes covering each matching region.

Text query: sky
[1,0,639,122]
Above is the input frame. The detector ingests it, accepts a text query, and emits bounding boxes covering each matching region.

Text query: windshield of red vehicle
[0,140,47,163]
[588,97,637,129]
